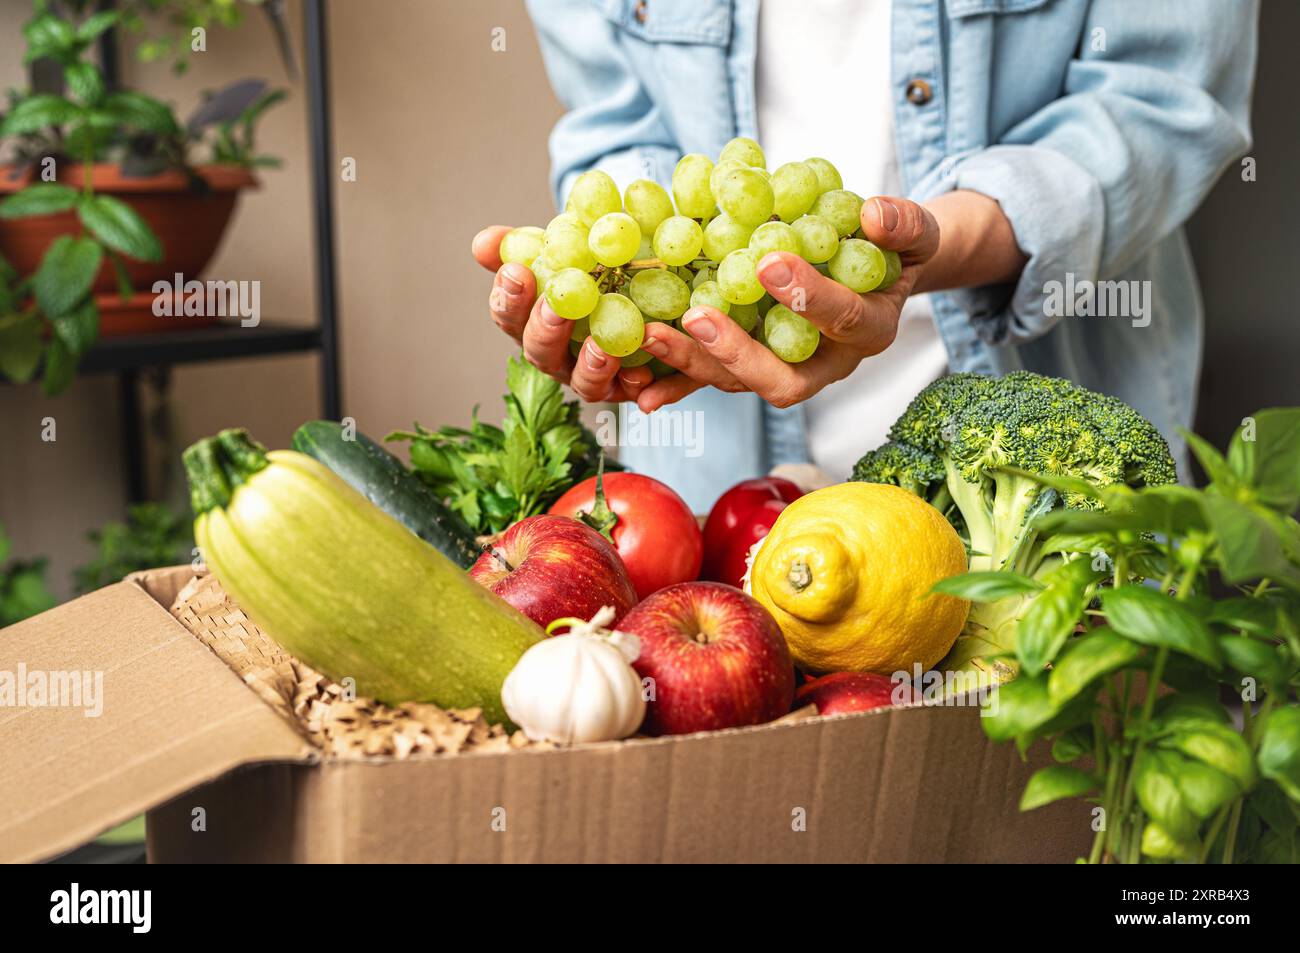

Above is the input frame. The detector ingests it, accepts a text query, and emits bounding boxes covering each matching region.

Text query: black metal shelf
[77,322,321,375]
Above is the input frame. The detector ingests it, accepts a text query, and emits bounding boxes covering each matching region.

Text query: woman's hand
[633,196,941,412]
[471,226,654,403]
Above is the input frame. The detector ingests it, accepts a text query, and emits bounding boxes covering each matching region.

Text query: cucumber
[291,420,480,568]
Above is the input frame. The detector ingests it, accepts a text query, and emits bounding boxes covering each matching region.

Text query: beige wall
[0,0,564,598]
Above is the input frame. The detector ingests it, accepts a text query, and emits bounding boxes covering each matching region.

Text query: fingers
[472,225,513,271]
[521,299,575,379]
[680,306,808,407]
[860,197,940,266]
[756,252,896,352]
[488,263,537,342]
[636,371,706,413]
[640,313,745,391]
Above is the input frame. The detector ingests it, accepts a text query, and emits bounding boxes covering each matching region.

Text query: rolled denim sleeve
[924,0,1257,345]
[525,0,681,204]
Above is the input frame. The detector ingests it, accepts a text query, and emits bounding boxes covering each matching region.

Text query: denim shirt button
[905,79,933,105]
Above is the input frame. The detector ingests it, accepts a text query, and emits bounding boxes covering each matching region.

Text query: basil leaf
[1218,636,1287,689]
[1048,627,1143,706]
[1019,765,1096,811]
[1016,558,1101,672]
[1134,749,1199,840]
[930,570,1044,602]
[1258,706,1300,803]
[981,674,1058,743]
[1228,408,1300,512]
[1102,585,1222,669]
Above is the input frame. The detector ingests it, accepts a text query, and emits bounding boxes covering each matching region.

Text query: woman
[473,0,1257,510]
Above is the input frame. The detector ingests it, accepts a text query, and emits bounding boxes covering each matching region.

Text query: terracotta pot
[0,163,256,335]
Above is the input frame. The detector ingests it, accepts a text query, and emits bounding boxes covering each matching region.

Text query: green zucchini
[184,429,542,721]
[291,420,479,568]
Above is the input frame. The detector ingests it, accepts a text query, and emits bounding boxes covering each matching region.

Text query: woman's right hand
[471,226,655,403]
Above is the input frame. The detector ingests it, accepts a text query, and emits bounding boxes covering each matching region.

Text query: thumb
[860,197,939,266]
[471,225,513,272]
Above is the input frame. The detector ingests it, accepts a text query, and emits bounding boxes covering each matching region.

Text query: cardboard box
[1,567,1093,863]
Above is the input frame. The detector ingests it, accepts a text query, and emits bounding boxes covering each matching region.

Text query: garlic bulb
[500,607,646,745]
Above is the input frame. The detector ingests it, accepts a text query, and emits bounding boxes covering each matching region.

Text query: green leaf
[1016,558,1101,672]
[1019,765,1096,811]
[1048,627,1143,706]
[41,336,76,396]
[1134,749,1199,840]
[102,91,180,135]
[1200,495,1300,587]
[1140,821,1197,861]
[1258,706,1300,802]
[0,524,10,565]
[930,570,1044,602]
[1102,585,1222,669]
[1180,428,1239,491]
[78,194,162,262]
[64,62,106,105]
[0,312,44,384]
[1157,720,1255,791]
[34,235,102,317]
[1218,636,1287,688]
[1209,597,1280,636]
[982,674,1059,742]
[0,183,79,219]
[52,298,98,356]
[1052,726,1093,763]
[1228,408,1300,512]
[0,94,81,136]
[22,14,76,61]
[75,10,122,43]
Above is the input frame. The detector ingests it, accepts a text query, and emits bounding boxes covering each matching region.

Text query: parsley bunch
[389,355,612,535]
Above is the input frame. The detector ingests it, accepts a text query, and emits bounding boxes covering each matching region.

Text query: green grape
[499,226,544,267]
[634,235,655,261]
[764,303,820,362]
[791,214,839,264]
[828,238,887,293]
[624,179,674,237]
[648,357,677,379]
[529,255,558,293]
[621,348,655,368]
[689,279,731,316]
[547,211,585,231]
[544,267,600,319]
[729,301,759,333]
[757,293,776,317]
[628,268,691,320]
[571,316,590,341]
[543,217,596,271]
[804,157,843,194]
[717,248,765,304]
[652,215,704,266]
[809,189,864,238]
[569,170,623,225]
[715,167,775,227]
[587,212,642,267]
[878,249,903,290]
[702,213,753,263]
[589,293,645,358]
[692,265,716,288]
[749,220,802,259]
[709,159,744,198]
[672,153,716,218]
[771,162,820,222]
[718,136,765,169]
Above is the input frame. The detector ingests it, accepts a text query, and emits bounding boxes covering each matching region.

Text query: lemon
[749,482,969,675]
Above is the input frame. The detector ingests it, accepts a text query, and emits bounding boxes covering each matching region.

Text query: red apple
[794,672,919,717]
[619,581,794,735]
[469,515,637,629]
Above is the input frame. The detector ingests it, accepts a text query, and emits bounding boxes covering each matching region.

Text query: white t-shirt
[755,0,948,480]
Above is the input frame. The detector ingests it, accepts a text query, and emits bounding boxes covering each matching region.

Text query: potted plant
[0,522,56,627]
[938,408,1300,863]
[0,0,287,395]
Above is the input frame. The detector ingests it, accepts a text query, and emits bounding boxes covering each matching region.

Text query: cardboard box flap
[0,579,314,863]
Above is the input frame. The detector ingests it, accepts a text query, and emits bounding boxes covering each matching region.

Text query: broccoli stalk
[852,371,1177,682]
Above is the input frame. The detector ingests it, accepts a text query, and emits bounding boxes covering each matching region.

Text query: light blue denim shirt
[527,0,1258,512]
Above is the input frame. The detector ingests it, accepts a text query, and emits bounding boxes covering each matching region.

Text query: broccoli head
[853,371,1177,684]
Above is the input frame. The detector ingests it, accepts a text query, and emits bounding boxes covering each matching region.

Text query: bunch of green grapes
[498,137,901,371]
